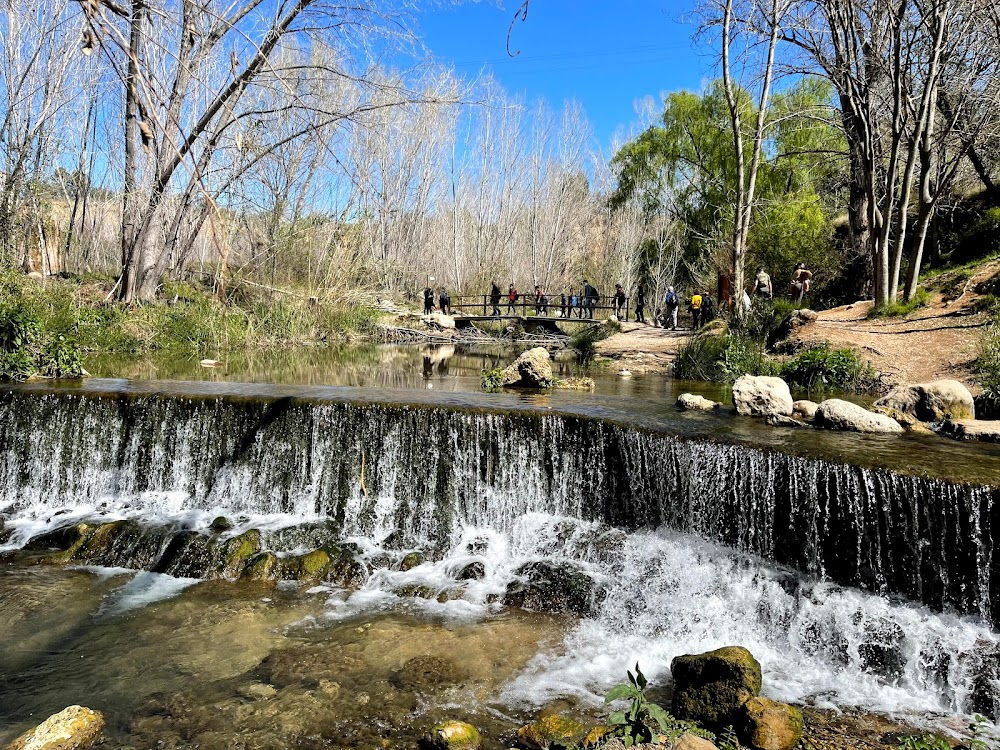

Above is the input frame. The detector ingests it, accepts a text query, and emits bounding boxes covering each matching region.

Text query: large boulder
[4,706,105,750]
[874,380,975,422]
[941,419,1000,444]
[424,721,482,750]
[814,399,904,434]
[736,697,803,750]
[769,309,818,345]
[672,735,720,750]
[502,347,554,388]
[671,646,762,731]
[516,716,587,750]
[677,394,721,411]
[503,561,604,616]
[732,376,793,417]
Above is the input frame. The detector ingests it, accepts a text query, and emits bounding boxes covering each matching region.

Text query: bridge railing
[443,294,630,321]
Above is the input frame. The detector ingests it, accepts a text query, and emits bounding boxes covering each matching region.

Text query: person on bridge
[534,286,549,316]
[635,286,646,323]
[490,281,502,316]
[560,292,567,318]
[689,292,703,329]
[507,284,518,314]
[439,287,451,316]
[613,284,626,318]
[701,292,716,324]
[423,287,434,315]
[664,286,679,330]
[583,280,598,319]
[569,290,579,318]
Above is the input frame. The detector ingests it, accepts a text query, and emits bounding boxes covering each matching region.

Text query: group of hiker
[487,280,605,319]
[422,263,812,327]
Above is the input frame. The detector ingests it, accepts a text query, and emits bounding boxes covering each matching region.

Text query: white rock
[732,375,794,417]
[792,399,819,420]
[874,380,975,422]
[677,393,720,411]
[814,399,904,434]
[940,419,1000,443]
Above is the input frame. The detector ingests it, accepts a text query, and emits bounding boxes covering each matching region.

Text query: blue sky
[416,1,711,146]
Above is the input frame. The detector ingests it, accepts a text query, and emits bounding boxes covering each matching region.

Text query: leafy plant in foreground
[604,664,714,747]
[480,367,506,392]
[897,715,997,750]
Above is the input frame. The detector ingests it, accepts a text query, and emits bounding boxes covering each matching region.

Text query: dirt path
[788,261,999,388]
[594,323,693,373]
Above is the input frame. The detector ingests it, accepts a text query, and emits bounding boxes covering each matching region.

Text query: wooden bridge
[446,294,630,328]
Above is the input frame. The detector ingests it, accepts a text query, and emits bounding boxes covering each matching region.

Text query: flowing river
[2,345,1000,748]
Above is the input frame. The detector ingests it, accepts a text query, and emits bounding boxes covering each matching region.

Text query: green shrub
[0,287,84,381]
[604,665,715,747]
[673,332,778,383]
[977,321,1000,411]
[781,343,879,393]
[480,367,506,392]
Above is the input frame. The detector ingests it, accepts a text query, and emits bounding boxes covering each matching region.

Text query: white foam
[96,570,199,616]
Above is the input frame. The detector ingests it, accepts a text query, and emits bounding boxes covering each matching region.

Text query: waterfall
[3,387,1000,719]
[2,388,996,625]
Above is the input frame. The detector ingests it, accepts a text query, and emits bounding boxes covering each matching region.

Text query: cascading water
[1,386,999,722]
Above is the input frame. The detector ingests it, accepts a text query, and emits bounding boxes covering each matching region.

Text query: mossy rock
[215,529,261,578]
[516,715,587,750]
[75,520,166,569]
[5,705,105,750]
[504,561,604,616]
[736,697,803,750]
[153,530,215,578]
[209,516,234,533]
[323,545,366,587]
[399,551,425,571]
[25,523,92,562]
[280,549,332,581]
[671,646,762,731]
[423,720,482,750]
[241,552,279,582]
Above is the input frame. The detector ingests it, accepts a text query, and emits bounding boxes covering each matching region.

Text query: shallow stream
[2,343,1000,747]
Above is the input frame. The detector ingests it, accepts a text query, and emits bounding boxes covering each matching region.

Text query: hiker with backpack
[664,286,680,330]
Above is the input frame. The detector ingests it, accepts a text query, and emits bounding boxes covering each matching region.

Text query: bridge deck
[455,315,601,324]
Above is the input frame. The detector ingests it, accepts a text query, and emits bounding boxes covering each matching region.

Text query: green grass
[867,287,931,318]
[0,268,385,377]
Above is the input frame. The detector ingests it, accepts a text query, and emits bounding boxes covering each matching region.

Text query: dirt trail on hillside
[789,261,999,388]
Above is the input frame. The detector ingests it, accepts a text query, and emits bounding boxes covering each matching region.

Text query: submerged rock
[4,705,105,750]
[501,347,554,388]
[391,655,464,692]
[671,646,762,730]
[874,380,975,422]
[732,376,793,417]
[503,561,604,616]
[736,697,803,750]
[424,721,481,750]
[814,399,904,434]
[677,394,720,411]
[516,715,587,750]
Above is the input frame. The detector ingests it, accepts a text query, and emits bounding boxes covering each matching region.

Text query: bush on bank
[0,269,384,379]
